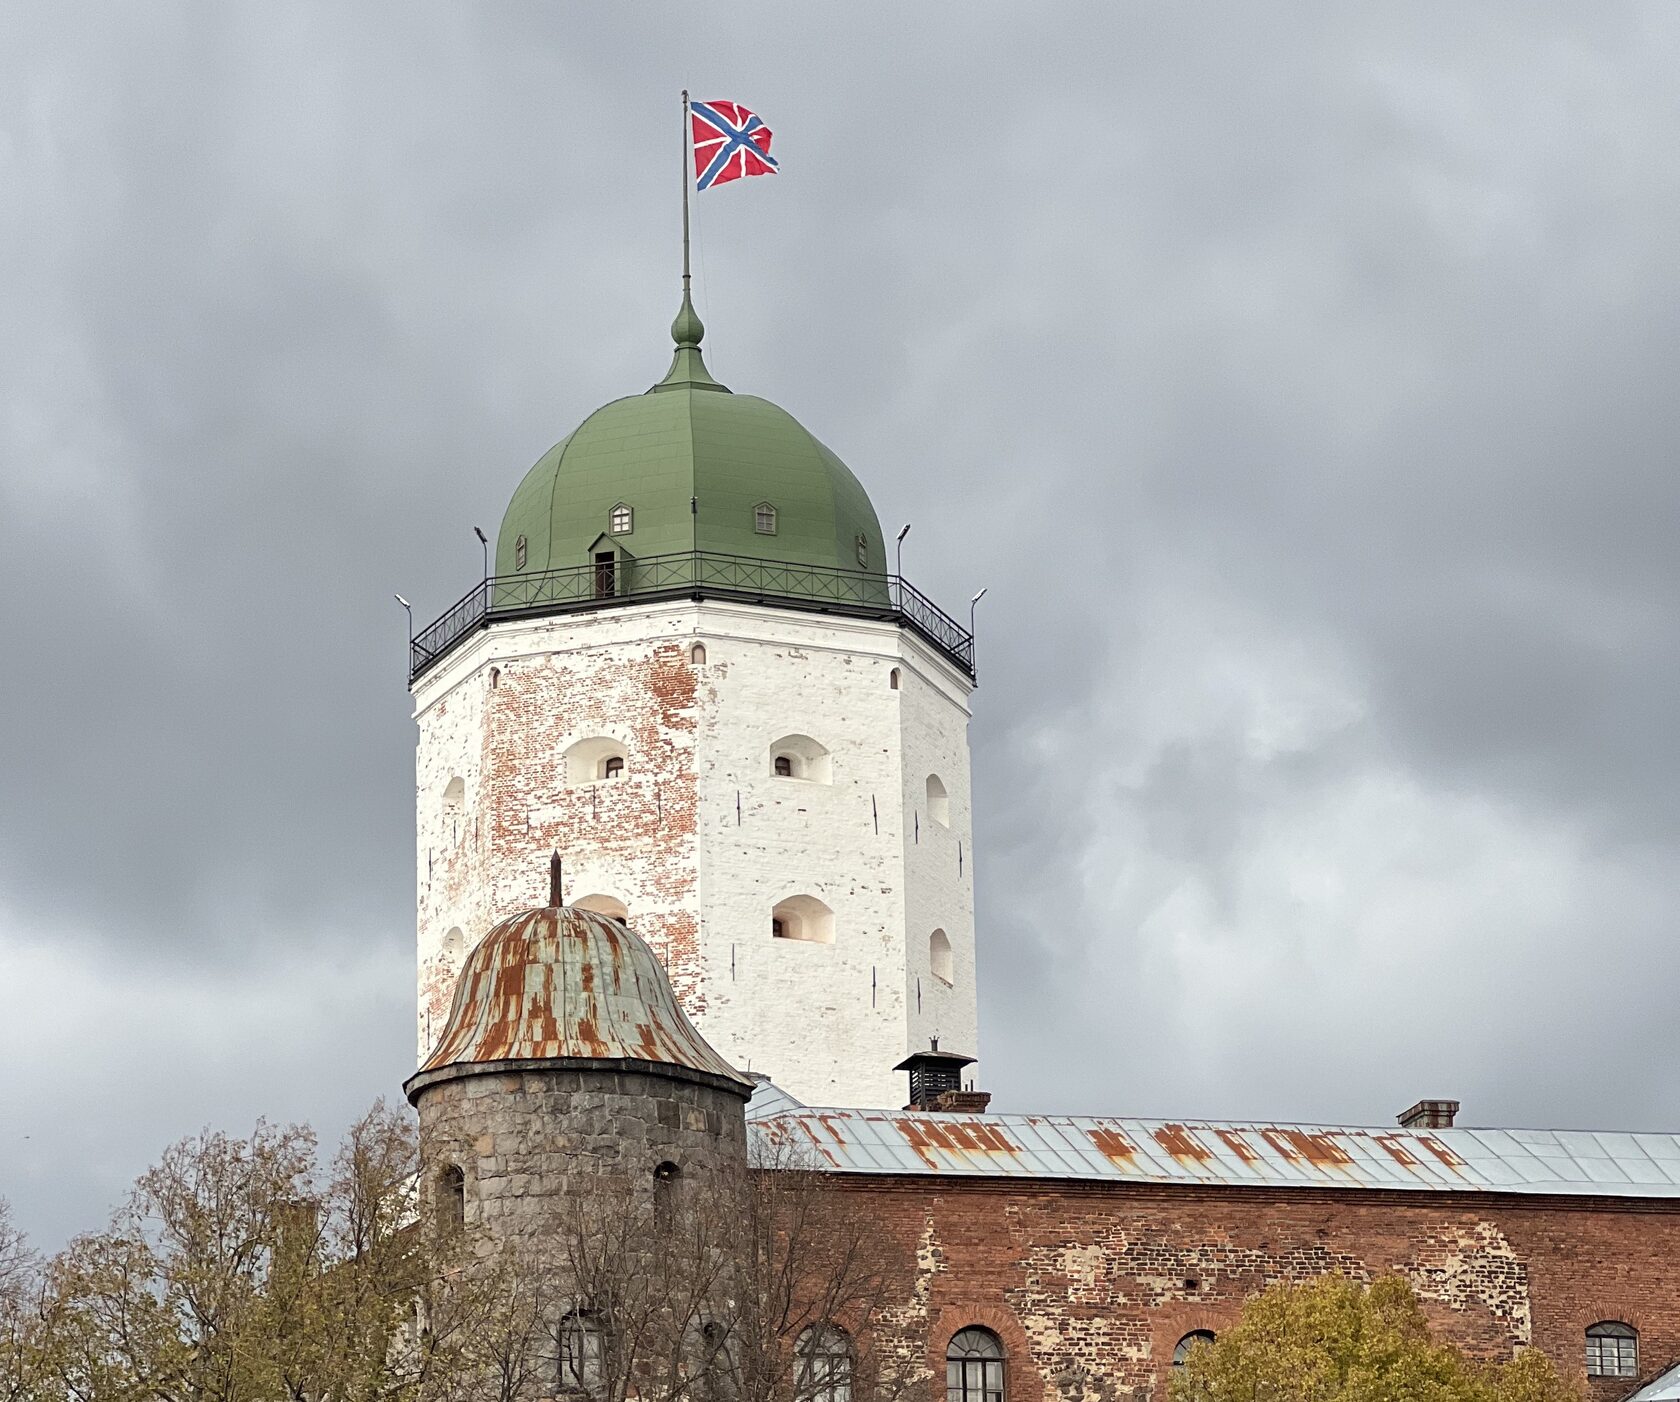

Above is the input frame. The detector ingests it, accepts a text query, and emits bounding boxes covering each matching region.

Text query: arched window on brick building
[564,737,628,786]
[772,895,834,944]
[1173,1331,1216,1367]
[797,1324,853,1402]
[768,734,832,784]
[926,773,950,826]
[930,929,954,986]
[442,776,465,843]
[946,1328,1004,1402]
[1586,1322,1637,1378]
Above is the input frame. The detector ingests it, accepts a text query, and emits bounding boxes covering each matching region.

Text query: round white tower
[409,296,978,1109]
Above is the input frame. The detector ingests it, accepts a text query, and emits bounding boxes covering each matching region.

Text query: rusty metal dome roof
[412,902,751,1092]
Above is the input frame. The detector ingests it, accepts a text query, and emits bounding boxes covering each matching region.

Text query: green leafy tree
[1169,1275,1582,1402]
[5,1103,458,1402]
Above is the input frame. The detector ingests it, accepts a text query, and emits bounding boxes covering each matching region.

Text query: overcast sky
[3,3,1679,1248]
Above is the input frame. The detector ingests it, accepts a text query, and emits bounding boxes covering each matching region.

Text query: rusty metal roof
[418,905,751,1089]
[748,1102,1680,1199]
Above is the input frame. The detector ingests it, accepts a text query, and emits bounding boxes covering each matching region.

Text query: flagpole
[681,89,691,296]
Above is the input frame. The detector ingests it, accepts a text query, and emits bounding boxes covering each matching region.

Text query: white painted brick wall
[411,600,978,1109]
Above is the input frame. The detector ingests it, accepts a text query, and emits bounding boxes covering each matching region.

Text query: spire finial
[549,851,564,908]
[672,289,705,350]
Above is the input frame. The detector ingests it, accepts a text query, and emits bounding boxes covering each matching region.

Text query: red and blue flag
[690,100,778,190]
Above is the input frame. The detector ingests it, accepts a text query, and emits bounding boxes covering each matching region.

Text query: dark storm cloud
[3,2,1678,1246]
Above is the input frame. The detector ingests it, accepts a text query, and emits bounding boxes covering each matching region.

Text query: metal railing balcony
[408,550,976,684]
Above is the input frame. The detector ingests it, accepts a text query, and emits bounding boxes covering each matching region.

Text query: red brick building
[750,1076,1680,1400]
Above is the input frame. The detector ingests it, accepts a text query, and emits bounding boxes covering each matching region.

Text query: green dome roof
[497,295,886,579]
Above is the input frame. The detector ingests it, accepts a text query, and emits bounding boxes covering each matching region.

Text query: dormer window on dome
[609,503,633,535]
[754,502,778,535]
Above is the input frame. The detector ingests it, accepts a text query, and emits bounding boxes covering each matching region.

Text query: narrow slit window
[438,1165,465,1234]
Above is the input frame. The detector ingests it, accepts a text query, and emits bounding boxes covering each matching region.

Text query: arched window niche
[889,667,901,690]
[564,737,629,787]
[651,1159,681,1230]
[930,929,954,986]
[771,895,835,945]
[442,776,466,841]
[574,894,630,924]
[926,773,951,827]
[690,642,708,665]
[768,734,832,784]
[441,927,466,962]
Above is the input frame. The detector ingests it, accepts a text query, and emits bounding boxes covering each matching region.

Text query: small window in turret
[755,502,778,534]
[609,503,633,534]
[438,1165,465,1235]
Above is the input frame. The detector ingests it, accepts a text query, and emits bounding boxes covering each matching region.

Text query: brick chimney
[894,1038,989,1114]
[1398,1099,1459,1129]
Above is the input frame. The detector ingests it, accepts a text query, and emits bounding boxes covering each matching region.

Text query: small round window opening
[754,502,778,535]
[609,503,633,535]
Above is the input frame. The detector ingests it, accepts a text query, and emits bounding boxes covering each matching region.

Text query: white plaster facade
[412,599,978,1110]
